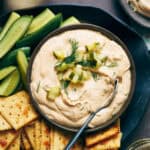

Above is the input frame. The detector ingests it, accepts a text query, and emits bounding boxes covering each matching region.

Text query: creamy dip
[31,29,131,128]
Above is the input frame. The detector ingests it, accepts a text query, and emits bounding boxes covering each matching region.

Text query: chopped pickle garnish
[82,70,91,81]
[47,86,61,101]
[53,50,65,60]
[55,62,74,72]
[86,42,101,52]
[54,40,105,86]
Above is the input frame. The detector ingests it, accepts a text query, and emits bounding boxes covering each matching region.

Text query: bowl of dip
[27,23,136,133]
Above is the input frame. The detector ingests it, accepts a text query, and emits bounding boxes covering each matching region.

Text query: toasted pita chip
[35,120,42,150]
[21,130,31,150]
[0,91,38,130]
[41,121,50,150]
[8,133,20,150]
[0,130,19,150]
[24,124,36,149]
[50,126,83,150]
[0,115,12,131]
[85,120,120,147]
[87,133,122,150]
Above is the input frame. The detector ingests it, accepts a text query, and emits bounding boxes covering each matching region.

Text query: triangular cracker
[21,130,31,150]
[0,115,12,131]
[0,130,19,150]
[41,120,50,150]
[85,120,120,147]
[8,133,20,150]
[24,123,36,149]
[35,120,42,150]
[50,126,83,150]
[0,91,38,130]
[87,133,122,150]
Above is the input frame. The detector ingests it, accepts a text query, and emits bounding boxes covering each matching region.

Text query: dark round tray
[0,4,150,146]
[27,23,136,133]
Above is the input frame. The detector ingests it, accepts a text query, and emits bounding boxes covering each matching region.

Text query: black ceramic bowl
[27,23,136,133]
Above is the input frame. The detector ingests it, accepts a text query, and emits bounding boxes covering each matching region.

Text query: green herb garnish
[36,81,41,93]
[107,62,118,67]
[91,72,100,81]
[77,60,97,67]
[55,39,78,71]
[69,38,79,54]
[62,39,79,64]
[61,80,70,89]
[101,56,108,65]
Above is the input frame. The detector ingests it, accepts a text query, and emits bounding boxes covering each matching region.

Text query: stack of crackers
[0,91,122,150]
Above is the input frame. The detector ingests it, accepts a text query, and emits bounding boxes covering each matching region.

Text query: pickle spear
[0,66,16,80]
[17,50,28,87]
[0,69,20,96]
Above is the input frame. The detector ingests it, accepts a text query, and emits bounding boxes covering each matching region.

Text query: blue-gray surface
[1,0,150,149]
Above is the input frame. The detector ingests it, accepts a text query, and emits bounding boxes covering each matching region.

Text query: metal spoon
[65,79,118,150]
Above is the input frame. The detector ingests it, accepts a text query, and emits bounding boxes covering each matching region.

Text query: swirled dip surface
[31,29,131,128]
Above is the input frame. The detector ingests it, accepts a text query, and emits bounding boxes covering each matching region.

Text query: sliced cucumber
[0,47,30,68]
[0,16,33,59]
[17,51,28,87]
[26,8,55,35]
[0,69,20,96]
[16,13,62,47]
[0,66,16,80]
[0,12,20,41]
[61,16,80,27]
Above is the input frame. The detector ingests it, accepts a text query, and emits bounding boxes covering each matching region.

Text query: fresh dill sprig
[36,81,41,93]
[69,38,79,54]
[59,39,79,64]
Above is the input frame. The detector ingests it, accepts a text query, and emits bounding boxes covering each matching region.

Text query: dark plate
[119,0,150,28]
[27,23,136,133]
[0,4,150,144]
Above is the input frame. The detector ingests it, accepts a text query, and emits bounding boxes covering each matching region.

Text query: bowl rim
[27,23,136,133]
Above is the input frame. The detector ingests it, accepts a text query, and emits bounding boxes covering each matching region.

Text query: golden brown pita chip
[21,130,31,150]
[50,126,83,150]
[35,120,42,150]
[85,120,120,147]
[0,130,19,150]
[41,121,50,150]
[86,133,122,150]
[0,115,12,131]
[8,133,20,150]
[0,91,38,130]
[24,124,36,149]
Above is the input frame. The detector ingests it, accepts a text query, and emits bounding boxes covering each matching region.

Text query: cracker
[0,130,19,150]
[0,115,12,131]
[85,120,120,147]
[87,133,122,150]
[8,133,20,150]
[24,124,36,149]
[21,130,31,150]
[50,126,83,150]
[41,121,50,150]
[0,91,38,130]
[35,120,42,150]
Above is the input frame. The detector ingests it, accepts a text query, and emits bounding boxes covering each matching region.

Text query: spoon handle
[65,112,95,150]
